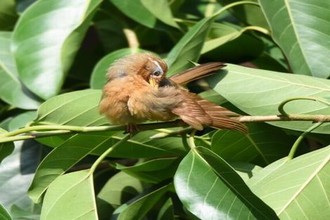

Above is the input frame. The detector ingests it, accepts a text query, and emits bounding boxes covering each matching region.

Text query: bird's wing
[171,90,248,133]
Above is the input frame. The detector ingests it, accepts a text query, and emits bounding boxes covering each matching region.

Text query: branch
[238,114,330,123]
[0,114,328,144]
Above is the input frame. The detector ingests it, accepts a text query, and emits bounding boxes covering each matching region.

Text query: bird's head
[106,53,168,88]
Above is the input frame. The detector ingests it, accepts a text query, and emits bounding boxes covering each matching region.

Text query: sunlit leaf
[12,0,102,99]
[208,64,330,133]
[211,123,292,166]
[40,170,98,219]
[174,147,278,219]
[0,32,40,109]
[259,0,330,78]
[248,146,330,219]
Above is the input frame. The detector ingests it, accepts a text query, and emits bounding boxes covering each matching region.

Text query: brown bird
[99,53,247,133]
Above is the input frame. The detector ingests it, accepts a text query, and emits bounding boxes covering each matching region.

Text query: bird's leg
[125,123,139,135]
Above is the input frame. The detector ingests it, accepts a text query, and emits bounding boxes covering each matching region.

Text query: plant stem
[90,134,132,173]
[238,114,330,123]
[287,122,323,160]
[0,114,328,144]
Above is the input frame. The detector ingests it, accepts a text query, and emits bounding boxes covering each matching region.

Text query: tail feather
[170,62,226,85]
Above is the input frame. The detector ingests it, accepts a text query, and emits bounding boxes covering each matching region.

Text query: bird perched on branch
[99,53,247,133]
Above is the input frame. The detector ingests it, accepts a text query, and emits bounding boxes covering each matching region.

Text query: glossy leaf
[110,0,157,28]
[222,0,268,28]
[201,23,243,54]
[211,123,292,166]
[40,170,98,219]
[0,32,40,109]
[141,0,180,29]
[90,48,148,89]
[248,146,330,219]
[113,184,170,219]
[208,64,330,133]
[12,0,102,99]
[174,147,278,219]
[0,204,11,220]
[259,0,330,78]
[35,89,107,126]
[166,13,218,76]
[0,140,41,216]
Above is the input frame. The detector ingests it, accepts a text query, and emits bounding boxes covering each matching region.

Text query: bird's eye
[152,70,162,77]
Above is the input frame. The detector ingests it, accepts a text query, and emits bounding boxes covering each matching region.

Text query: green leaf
[208,64,330,133]
[0,32,40,109]
[8,111,36,131]
[201,23,243,54]
[174,147,278,219]
[211,123,292,166]
[248,146,330,219]
[0,204,11,220]
[35,89,107,126]
[157,198,174,220]
[90,48,148,89]
[40,170,98,220]
[166,13,218,75]
[141,0,180,29]
[113,184,170,219]
[0,128,14,163]
[12,0,102,99]
[97,172,143,214]
[222,0,269,28]
[116,157,180,183]
[0,0,18,30]
[110,0,157,28]
[259,0,330,78]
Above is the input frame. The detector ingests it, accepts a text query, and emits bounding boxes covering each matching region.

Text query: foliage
[0,0,329,219]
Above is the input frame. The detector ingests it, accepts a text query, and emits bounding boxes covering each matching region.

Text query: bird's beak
[149,78,158,88]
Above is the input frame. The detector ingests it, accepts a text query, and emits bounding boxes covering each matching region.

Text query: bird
[99,53,247,133]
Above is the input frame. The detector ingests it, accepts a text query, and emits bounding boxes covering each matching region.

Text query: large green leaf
[40,170,98,220]
[208,64,330,133]
[12,0,102,99]
[248,146,330,219]
[211,123,292,166]
[259,0,330,78]
[0,32,40,109]
[174,147,278,219]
